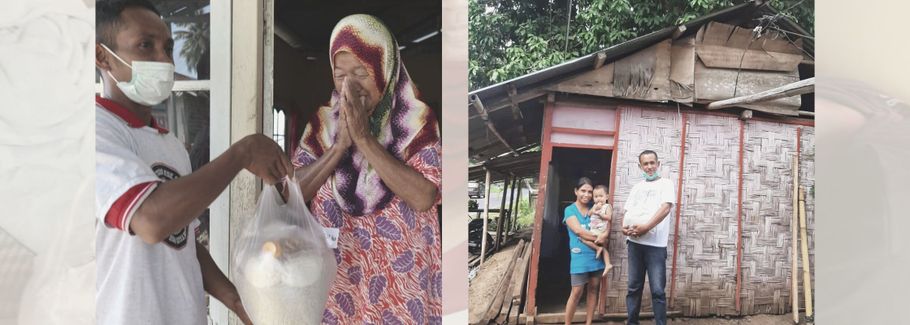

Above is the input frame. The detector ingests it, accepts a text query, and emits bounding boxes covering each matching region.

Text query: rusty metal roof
[468,0,813,162]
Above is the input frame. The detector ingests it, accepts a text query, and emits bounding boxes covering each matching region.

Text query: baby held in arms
[589,185,613,276]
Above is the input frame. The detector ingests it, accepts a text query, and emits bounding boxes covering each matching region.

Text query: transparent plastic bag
[232,178,336,325]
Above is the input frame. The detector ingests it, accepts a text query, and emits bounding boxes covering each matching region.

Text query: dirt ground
[589,314,813,324]
[469,233,812,325]
[468,244,522,323]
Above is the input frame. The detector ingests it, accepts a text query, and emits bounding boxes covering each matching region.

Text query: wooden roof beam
[468,87,548,120]
[506,84,528,144]
[471,95,520,157]
[707,77,814,110]
[672,25,687,40]
[470,142,509,161]
[593,51,607,70]
[506,84,524,120]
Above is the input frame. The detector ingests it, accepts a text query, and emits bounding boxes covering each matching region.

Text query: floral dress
[293,143,442,325]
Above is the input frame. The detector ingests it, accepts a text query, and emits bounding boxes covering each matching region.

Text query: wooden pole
[599,107,622,315]
[505,177,520,243]
[799,187,813,318]
[791,154,799,324]
[503,180,512,245]
[526,95,556,317]
[496,177,512,248]
[707,77,814,110]
[669,112,687,308]
[513,179,524,235]
[481,169,492,265]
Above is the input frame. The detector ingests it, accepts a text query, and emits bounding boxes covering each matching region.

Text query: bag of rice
[232,178,336,325]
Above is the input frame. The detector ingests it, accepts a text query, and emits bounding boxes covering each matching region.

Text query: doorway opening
[536,147,613,313]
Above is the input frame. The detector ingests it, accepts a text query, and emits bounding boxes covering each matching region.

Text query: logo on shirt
[571,247,582,254]
[165,228,189,249]
[152,163,181,181]
[151,163,189,249]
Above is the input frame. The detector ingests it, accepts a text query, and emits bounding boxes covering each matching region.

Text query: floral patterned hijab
[295,14,439,216]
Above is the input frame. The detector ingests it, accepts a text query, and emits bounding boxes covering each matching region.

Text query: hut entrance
[536,147,613,313]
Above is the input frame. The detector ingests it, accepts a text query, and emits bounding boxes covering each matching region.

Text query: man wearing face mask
[618,150,675,325]
[94,1,291,324]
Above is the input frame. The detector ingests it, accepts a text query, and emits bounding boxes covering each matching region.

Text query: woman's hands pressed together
[339,77,373,146]
[333,77,437,211]
[335,101,353,150]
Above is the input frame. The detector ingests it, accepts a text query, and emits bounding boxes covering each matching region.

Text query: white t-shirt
[623,177,676,247]
[94,99,206,325]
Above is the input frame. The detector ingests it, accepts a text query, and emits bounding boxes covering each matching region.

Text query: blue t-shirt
[563,203,606,274]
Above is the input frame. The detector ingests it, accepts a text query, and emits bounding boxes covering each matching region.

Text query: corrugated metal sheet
[468,1,814,161]
[469,2,760,102]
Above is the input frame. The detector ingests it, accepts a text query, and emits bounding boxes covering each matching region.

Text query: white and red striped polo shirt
[94,96,206,325]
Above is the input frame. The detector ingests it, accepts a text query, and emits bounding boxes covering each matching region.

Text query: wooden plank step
[533,311,684,324]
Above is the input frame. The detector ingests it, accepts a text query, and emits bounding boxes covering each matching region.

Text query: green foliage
[469,0,813,90]
[487,181,536,229]
[173,22,209,74]
[514,195,535,228]
[485,198,535,231]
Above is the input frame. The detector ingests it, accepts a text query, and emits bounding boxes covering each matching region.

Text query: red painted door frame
[527,99,620,317]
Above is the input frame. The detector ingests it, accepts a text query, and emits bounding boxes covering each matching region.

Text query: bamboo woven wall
[597,106,814,316]
[740,121,799,315]
[604,107,682,313]
[673,113,741,316]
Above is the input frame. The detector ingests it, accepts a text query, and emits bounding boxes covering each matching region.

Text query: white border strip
[208,0,232,323]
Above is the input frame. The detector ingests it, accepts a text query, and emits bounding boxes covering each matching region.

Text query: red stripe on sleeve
[105,182,158,232]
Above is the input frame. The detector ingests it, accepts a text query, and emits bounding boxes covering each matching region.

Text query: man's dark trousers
[626,240,667,325]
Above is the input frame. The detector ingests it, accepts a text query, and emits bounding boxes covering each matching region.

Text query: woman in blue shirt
[563,177,605,325]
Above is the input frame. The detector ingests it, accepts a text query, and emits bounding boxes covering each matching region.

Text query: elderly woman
[291,14,441,324]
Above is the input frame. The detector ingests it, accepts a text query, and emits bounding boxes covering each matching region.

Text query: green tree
[173,22,209,74]
[514,195,535,228]
[469,0,813,90]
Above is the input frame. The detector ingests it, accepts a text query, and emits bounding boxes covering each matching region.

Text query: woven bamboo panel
[604,107,682,314]
[799,127,815,306]
[673,113,741,316]
[586,106,815,317]
[740,121,799,315]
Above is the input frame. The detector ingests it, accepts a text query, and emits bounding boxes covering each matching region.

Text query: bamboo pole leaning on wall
[669,112,688,308]
[799,187,813,318]
[735,119,745,314]
[791,155,799,324]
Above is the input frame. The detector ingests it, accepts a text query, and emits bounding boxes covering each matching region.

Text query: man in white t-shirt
[94,1,292,324]
[620,150,675,325]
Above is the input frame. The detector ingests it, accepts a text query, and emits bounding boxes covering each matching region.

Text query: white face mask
[100,43,175,106]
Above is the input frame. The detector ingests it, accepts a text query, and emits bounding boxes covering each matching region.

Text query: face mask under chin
[642,171,660,181]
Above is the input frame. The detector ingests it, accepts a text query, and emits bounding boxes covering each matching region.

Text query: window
[272,108,286,152]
